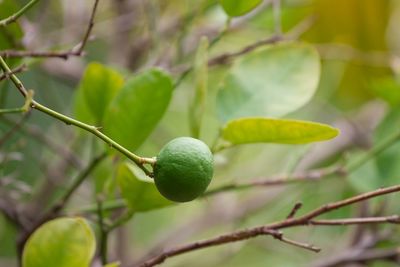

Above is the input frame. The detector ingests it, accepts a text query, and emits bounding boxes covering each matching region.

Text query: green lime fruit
[154,137,214,202]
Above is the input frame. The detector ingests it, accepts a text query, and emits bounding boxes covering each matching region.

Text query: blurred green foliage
[1,0,400,266]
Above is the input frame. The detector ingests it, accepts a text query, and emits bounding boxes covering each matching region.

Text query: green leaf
[104,69,173,151]
[22,217,96,267]
[217,42,321,122]
[219,0,262,17]
[0,0,24,49]
[374,108,400,185]
[74,85,96,125]
[368,76,400,107]
[117,163,173,212]
[0,0,24,66]
[189,37,209,138]
[77,62,124,124]
[221,118,339,145]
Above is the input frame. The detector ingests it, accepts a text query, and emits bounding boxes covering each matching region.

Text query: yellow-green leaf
[219,0,262,17]
[76,62,124,124]
[217,42,321,122]
[103,69,173,151]
[22,217,96,267]
[117,163,173,212]
[222,118,339,145]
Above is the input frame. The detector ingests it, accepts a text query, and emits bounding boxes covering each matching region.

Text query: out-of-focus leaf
[117,163,173,212]
[219,0,262,17]
[304,0,390,110]
[22,217,96,267]
[74,85,96,125]
[368,76,400,107]
[217,42,320,122]
[190,37,209,138]
[104,69,173,151]
[0,215,17,257]
[77,63,124,124]
[221,118,339,145]
[374,108,400,185]
[92,156,115,195]
[0,0,24,50]
[348,151,380,192]
[0,0,24,67]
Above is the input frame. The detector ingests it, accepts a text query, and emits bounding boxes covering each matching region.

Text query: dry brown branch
[134,184,400,267]
[205,165,345,196]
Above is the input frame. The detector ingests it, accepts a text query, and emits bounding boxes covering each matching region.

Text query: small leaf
[22,217,96,267]
[189,37,209,138]
[117,163,173,212]
[217,42,321,122]
[104,69,173,151]
[77,62,124,124]
[219,0,262,17]
[221,118,339,145]
[368,76,400,107]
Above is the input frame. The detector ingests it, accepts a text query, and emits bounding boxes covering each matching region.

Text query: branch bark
[134,184,400,267]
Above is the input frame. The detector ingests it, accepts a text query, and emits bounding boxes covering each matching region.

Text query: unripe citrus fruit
[154,137,214,202]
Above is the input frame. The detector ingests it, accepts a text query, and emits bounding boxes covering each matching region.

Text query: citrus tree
[1,0,399,267]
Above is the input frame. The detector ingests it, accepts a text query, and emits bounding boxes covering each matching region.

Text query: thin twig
[97,197,108,265]
[173,15,315,85]
[0,112,31,147]
[75,0,100,55]
[208,15,315,67]
[48,152,107,216]
[0,116,82,168]
[0,64,27,82]
[277,236,320,253]
[287,202,303,219]
[134,184,400,267]
[16,152,108,256]
[310,215,400,226]
[205,165,345,196]
[0,0,100,59]
[0,0,40,27]
[0,199,22,228]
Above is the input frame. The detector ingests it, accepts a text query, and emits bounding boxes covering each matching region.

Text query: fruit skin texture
[154,137,214,202]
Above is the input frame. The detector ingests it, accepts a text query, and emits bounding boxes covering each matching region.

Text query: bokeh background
[1,0,400,266]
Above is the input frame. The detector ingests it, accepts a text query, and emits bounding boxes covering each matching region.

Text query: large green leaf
[189,37,209,138]
[221,118,339,145]
[217,42,321,122]
[103,69,173,151]
[117,163,173,212]
[77,62,124,124]
[22,217,96,267]
[219,0,262,17]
